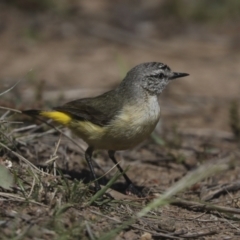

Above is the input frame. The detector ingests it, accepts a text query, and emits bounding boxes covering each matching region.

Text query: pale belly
[70,96,161,150]
[100,117,160,150]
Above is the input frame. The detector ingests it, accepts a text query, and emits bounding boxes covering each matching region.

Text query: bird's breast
[104,95,160,149]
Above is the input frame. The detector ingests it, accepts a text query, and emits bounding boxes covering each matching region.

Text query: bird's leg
[108,150,143,197]
[85,147,101,191]
[108,150,132,185]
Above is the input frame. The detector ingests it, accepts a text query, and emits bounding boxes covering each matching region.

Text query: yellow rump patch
[40,111,72,125]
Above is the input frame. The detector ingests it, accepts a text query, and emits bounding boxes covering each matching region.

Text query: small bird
[23,62,189,195]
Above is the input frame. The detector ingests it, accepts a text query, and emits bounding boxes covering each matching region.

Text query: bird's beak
[169,72,189,80]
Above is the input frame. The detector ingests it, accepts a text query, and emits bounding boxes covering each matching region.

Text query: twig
[2,120,23,125]
[0,192,46,207]
[98,160,122,179]
[9,124,37,134]
[180,230,217,238]
[172,198,240,214]
[0,106,21,114]
[90,210,181,240]
[45,156,59,164]
[0,141,49,176]
[27,119,54,134]
[201,181,240,201]
[27,176,36,198]
[16,128,57,142]
[217,211,240,232]
[178,128,234,141]
[0,79,21,97]
[0,110,10,120]
[85,221,95,240]
[52,135,62,176]
[194,212,206,220]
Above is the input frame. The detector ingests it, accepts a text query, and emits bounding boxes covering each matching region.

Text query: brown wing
[53,90,122,127]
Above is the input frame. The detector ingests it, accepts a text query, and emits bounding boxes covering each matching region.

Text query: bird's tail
[22,109,71,125]
[22,110,42,116]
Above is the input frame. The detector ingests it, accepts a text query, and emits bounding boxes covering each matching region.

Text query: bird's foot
[125,184,144,198]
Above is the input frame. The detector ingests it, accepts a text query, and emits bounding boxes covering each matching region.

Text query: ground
[1,1,240,239]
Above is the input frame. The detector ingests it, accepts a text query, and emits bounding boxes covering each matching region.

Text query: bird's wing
[53,90,121,127]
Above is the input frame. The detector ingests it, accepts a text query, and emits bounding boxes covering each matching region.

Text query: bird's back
[54,89,124,127]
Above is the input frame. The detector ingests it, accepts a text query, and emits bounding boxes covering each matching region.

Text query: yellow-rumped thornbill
[22,62,189,196]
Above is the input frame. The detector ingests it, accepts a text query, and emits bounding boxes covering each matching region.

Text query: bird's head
[125,62,189,95]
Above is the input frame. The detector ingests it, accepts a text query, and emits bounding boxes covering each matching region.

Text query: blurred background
[1,0,240,132]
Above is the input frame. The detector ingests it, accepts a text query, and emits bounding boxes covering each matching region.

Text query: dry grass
[1,85,240,239]
[1,1,240,239]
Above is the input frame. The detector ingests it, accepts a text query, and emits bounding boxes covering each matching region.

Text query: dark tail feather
[22,110,42,116]
[22,109,59,133]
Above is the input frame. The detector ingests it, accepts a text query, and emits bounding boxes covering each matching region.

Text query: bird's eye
[158,73,164,78]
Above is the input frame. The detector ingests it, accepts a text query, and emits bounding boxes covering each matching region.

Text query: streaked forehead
[146,62,171,75]
[160,64,171,71]
[144,62,171,71]
[127,62,171,76]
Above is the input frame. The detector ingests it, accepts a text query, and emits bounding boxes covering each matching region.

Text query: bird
[22,62,189,196]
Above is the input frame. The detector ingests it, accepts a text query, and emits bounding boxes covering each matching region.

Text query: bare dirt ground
[1,2,240,239]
